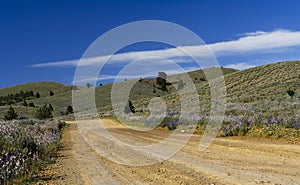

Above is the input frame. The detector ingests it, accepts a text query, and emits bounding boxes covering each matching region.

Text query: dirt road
[36,119,300,185]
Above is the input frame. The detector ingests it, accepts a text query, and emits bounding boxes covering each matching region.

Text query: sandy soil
[35,119,300,185]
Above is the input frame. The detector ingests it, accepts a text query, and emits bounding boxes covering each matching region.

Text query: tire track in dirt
[66,119,300,185]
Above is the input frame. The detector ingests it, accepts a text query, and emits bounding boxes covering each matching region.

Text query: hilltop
[0,82,72,118]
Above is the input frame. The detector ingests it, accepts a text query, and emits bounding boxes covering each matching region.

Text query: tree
[35,104,53,120]
[156,72,167,91]
[86,83,93,88]
[28,102,35,107]
[29,90,34,97]
[36,92,40,98]
[161,80,167,91]
[66,105,73,114]
[4,106,18,120]
[19,90,26,99]
[125,100,135,114]
[22,100,28,106]
[49,90,54,96]
[200,77,206,81]
[287,89,295,98]
[158,72,167,79]
[48,103,54,111]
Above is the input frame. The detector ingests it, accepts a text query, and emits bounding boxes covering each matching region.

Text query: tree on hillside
[49,90,54,96]
[66,105,74,114]
[35,104,53,120]
[29,90,34,97]
[22,100,28,107]
[4,106,18,120]
[287,89,295,98]
[160,80,167,91]
[36,92,40,98]
[48,103,54,111]
[156,72,167,91]
[28,102,35,107]
[124,100,135,114]
[86,83,93,88]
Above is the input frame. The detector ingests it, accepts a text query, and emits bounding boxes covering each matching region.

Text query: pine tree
[36,92,40,98]
[22,100,28,106]
[86,83,93,88]
[48,103,54,111]
[29,90,34,97]
[287,89,295,98]
[49,90,54,96]
[125,100,135,113]
[28,102,35,107]
[66,105,73,114]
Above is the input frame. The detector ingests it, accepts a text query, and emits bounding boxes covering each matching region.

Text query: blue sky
[1,0,300,88]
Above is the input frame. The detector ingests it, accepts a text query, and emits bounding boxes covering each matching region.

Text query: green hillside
[94,67,237,114]
[0,61,299,120]
[0,82,72,117]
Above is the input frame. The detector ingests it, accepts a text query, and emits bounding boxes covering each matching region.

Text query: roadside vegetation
[0,119,66,184]
[113,61,300,139]
[0,101,68,184]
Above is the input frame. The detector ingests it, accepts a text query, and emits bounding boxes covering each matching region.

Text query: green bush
[35,104,53,119]
[4,106,18,120]
[287,89,295,98]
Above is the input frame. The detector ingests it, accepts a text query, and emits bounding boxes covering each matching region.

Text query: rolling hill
[0,61,299,119]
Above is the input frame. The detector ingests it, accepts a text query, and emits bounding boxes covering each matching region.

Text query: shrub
[35,104,53,120]
[36,92,40,98]
[86,83,93,88]
[4,106,18,120]
[57,121,66,130]
[287,89,295,98]
[28,102,35,107]
[124,100,135,113]
[22,100,27,106]
[49,103,54,111]
[49,90,54,96]
[66,105,73,114]
[167,120,180,130]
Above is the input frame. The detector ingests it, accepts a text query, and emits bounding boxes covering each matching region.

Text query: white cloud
[31,58,80,67]
[239,30,267,36]
[209,29,300,54]
[224,62,257,70]
[30,29,300,68]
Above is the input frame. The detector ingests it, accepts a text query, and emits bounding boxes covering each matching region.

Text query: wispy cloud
[31,29,300,68]
[224,62,257,70]
[238,30,267,37]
